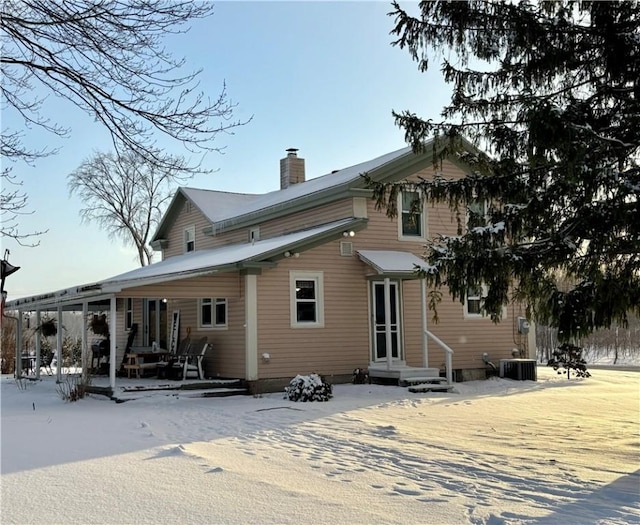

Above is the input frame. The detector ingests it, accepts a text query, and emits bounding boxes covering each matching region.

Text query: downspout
[482,352,497,375]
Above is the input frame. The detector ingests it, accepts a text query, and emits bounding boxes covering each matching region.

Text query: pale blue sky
[3,1,451,300]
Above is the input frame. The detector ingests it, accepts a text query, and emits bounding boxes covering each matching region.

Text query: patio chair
[157,337,190,379]
[172,336,209,380]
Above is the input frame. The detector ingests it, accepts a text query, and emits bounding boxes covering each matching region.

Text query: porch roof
[8,218,365,311]
[357,250,435,278]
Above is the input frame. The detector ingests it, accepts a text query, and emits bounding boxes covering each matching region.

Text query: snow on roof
[181,188,260,223]
[102,218,358,291]
[182,146,412,224]
[357,250,434,276]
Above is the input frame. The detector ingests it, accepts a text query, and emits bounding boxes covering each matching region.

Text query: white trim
[184,225,195,253]
[397,189,426,241]
[124,297,133,331]
[248,227,260,243]
[463,284,508,319]
[289,271,325,328]
[245,274,258,380]
[198,297,228,330]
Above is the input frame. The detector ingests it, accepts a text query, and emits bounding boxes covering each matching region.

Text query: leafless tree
[68,149,190,266]
[1,0,248,242]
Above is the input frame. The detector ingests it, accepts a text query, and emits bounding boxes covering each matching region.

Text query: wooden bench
[124,352,168,378]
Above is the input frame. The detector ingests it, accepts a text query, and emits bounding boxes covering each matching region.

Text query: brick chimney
[280,148,305,189]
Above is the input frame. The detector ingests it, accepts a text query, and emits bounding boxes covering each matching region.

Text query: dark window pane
[296,280,315,300]
[296,302,316,322]
[202,301,212,325]
[215,301,226,325]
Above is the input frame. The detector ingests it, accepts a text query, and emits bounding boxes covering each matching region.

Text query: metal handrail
[425,330,454,385]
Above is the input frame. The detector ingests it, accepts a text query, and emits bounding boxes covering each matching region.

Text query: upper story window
[467,198,488,229]
[184,226,195,253]
[249,227,260,243]
[290,271,324,328]
[199,298,227,329]
[465,285,486,317]
[399,189,424,239]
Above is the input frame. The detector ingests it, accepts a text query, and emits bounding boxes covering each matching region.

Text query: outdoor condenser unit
[499,359,537,381]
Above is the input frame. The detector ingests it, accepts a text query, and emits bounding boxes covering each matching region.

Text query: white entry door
[143,298,168,348]
[371,281,401,362]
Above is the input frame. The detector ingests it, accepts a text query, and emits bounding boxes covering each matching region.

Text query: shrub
[56,374,91,402]
[284,373,332,402]
[548,343,591,379]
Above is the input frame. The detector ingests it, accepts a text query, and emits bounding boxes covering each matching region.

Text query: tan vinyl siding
[203,198,354,248]
[119,274,242,299]
[162,200,211,258]
[256,241,371,379]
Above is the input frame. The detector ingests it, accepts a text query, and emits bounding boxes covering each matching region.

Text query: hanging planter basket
[90,314,109,337]
[37,319,57,337]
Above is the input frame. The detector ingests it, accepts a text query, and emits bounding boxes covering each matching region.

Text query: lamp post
[1,249,21,327]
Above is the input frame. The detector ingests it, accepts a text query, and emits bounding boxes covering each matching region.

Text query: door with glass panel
[371,281,401,362]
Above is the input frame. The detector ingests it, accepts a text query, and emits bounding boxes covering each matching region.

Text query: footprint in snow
[206,466,224,474]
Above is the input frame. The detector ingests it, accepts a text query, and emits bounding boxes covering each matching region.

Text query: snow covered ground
[1,366,638,525]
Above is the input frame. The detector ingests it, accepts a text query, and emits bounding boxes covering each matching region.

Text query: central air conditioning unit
[499,359,537,381]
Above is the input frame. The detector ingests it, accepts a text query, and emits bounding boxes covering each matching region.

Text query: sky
[2,366,639,524]
[2,1,451,300]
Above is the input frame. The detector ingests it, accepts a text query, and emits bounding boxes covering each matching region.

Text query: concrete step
[399,376,448,387]
[408,382,454,393]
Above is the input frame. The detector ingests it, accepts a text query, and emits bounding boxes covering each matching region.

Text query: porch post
[34,309,41,379]
[15,313,23,378]
[109,296,117,390]
[245,273,258,381]
[421,278,428,368]
[81,302,88,381]
[384,277,392,371]
[56,305,62,382]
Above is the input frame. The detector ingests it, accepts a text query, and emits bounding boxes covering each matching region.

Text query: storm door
[371,281,402,362]
[143,298,168,349]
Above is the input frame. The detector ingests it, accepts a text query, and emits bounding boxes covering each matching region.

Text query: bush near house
[285,373,333,402]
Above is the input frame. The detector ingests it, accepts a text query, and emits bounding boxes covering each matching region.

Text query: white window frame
[464,285,487,318]
[125,298,133,331]
[398,189,426,240]
[199,298,228,329]
[466,198,489,230]
[464,284,507,319]
[249,227,260,243]
[184,226,195,253]
[290,271,324,328]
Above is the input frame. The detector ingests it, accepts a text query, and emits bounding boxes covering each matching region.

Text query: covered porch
[357,249,454,389]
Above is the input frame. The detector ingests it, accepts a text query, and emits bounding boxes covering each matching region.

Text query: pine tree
[371,1,640,342]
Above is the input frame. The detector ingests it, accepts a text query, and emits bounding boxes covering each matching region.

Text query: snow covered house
[7,139,535,392]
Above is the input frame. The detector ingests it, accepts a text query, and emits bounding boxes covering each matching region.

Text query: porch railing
[425,330,454,385]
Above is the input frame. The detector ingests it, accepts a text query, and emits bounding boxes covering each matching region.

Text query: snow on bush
[284,373,333,402]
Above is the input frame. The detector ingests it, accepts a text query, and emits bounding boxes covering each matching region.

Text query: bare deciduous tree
[68,149,190,266]
[1,0,248,241]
